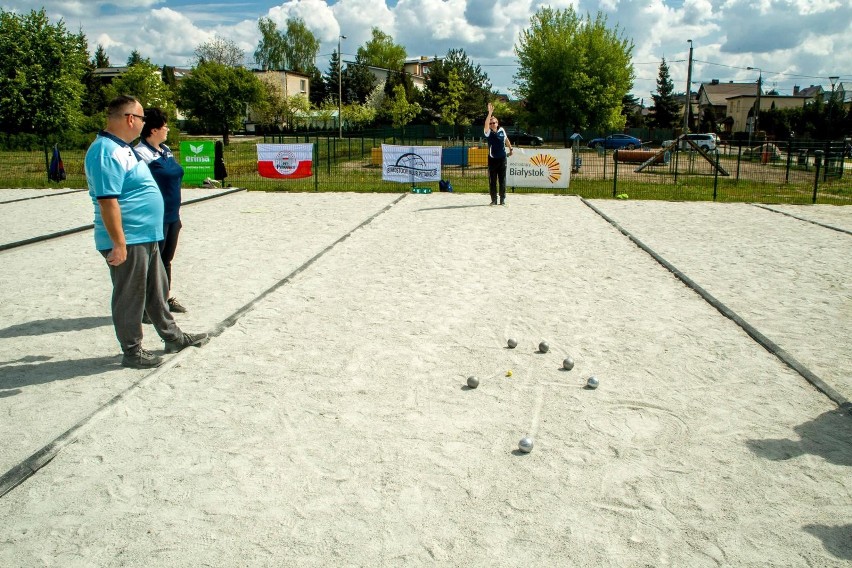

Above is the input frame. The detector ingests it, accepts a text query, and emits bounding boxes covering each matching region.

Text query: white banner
[507,148,572,189]
[381,145,442,183]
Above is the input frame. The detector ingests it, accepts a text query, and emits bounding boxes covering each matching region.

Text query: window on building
[300,79,306,93]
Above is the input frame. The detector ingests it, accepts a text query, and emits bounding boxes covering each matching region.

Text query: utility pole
[338,35,346,139]
[683,40,693,135]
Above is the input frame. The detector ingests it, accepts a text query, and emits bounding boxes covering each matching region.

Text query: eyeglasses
[125,113,146,122]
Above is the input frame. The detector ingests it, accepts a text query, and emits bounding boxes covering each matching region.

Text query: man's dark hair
[141,107,168,139]
[107,95,139,118]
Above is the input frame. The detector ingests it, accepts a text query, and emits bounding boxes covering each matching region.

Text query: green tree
[423,49,491,127]
[650,58,679,128]
[515,7,634,144]
[342,62,377,105]
[435,68,464,128]
[0,9,89,137]
[195,36,245,67]
[104,61,176,116]
[282,18,319,75]
[254,17,285,70]
[127,49,149,67]
[325,48,342,104]
[356,28,406,70]
[94,43,109,68]
[308,66,327,107]
[387,84,420,130]
[621,93,645,128]
[341,102,377,129]
[178,61,262,144]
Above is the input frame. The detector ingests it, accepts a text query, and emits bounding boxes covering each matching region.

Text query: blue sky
[7,0,851,103]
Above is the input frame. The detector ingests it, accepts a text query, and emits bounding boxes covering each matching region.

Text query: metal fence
[3,128,849,205]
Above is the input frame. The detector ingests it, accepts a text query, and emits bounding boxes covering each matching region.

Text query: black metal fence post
[612,150,618,197]
[713,151,719,201]
[812,150,823,204]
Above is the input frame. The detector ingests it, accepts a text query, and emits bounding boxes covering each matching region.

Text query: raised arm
[484,102,494,134]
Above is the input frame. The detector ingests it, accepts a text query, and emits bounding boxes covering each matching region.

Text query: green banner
[180,141,215,185]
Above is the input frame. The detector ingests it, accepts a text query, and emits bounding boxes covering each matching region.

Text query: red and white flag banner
[257,143,313,179]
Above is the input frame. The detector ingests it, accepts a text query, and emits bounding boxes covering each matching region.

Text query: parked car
[588,134,642,150]
[662,133,717,151]
[504,129,543,146]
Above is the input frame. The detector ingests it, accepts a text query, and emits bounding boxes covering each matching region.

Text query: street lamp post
[747,66,762,136]
[338,34,346,139]
[829,75,839,137]
[683,40,693,135]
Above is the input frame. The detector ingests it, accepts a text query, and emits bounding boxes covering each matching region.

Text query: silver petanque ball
[539,341,549,353]
[563,356,575,370]
[467,376,479,389]
[518,436,534,453]
[507,338,518,349]
[586,376,599,389]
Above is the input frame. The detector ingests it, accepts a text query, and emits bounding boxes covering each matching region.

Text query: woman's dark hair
[141,107,168,139]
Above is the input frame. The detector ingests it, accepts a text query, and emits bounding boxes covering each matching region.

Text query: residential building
[725,94,811,133]
[697,80,757,132]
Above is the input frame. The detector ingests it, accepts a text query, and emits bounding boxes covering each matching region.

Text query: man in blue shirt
[86,95,208,368]
[484,102,513,206]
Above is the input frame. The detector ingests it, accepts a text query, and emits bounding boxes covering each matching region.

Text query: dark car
[504,129,543,146]
[588,134,642,150]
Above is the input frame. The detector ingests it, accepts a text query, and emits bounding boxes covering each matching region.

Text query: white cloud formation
[2,0,847,101]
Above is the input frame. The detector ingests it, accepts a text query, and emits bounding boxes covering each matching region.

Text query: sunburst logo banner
[507,148,572,189]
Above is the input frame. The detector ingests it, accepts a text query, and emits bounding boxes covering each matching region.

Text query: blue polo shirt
[86,131,164,251]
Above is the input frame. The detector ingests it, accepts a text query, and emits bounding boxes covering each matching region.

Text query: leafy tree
[435,68,464,128]
[283,18,320,75]
[178,61,262,144]
[254,17,285,70]
[386,84,420,129]
[356,28,406,70]
[0,9,89,136]
[699,107,717,135]
[104,61,176,116]
[423,49,491,127]
[195,36,245,67]
[515,7,634,144]
[341,102,377,129]
[649,58,679,128]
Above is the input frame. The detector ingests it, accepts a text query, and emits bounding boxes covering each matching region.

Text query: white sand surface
[588,200,852,402]
[0,192,850,567]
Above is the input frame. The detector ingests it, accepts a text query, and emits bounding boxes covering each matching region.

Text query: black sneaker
[490,201,497,206]
[168,297,188,313]
[164,332,209,354]
[122,348,163,369]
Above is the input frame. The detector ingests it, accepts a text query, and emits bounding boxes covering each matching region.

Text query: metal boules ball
[467,376,480,389]
[586,376,599,389]
[539,341,549,353]
[507,338,518,349]
[518,436,534,453]
[563,356,574,370]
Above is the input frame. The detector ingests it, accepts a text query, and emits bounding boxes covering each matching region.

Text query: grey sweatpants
[101,242,182,354]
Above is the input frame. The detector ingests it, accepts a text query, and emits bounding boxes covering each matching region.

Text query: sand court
[0,191,850,566]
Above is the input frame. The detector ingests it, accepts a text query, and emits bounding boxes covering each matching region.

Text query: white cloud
[2,0,847,101]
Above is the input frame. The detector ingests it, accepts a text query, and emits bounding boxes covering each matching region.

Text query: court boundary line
[0,187,245,252]
[0,189,87,204]
[582,198,850,415]
[751,204,852,236]
[0,193,407,498]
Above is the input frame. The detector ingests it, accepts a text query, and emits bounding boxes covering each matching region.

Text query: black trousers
[158,219,182,290]
[488,156,507,203]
